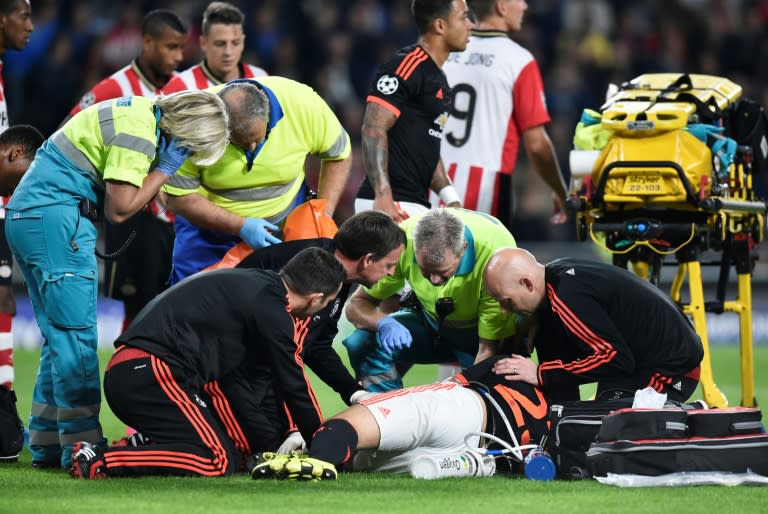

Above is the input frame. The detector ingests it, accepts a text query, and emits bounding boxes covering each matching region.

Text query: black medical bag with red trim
[586,407,768,477]
[546,398,635,479]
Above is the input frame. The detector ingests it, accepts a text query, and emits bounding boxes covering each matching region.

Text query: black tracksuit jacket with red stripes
[533,258,704,398]
[356,43,451,207]
[115,268,323,443]
[226,239,361,450]
[236,238,360,403]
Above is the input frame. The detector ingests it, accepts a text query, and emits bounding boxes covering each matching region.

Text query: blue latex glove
[686,123,724,142]
[579,108,602,126]
[155,136,192,176]
[376,316,412,354]
[686,124,737,178]
[239,217,282,248]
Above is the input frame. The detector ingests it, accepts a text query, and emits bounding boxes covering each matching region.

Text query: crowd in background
[4,0,768,239]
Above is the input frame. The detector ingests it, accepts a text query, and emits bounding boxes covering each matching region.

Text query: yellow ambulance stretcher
[567,73,767,407]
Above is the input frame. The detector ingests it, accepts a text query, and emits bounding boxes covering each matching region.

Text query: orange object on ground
[202,199,338,272]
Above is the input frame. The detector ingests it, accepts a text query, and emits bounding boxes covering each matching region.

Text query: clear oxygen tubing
[464,382,539,462]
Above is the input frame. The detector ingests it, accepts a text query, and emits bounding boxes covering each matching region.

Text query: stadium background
[4,0,768,347]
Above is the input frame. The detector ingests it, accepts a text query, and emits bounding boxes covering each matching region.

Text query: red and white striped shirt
[162,61,267,93]
[69,59,172,116]
[439,31,550,215]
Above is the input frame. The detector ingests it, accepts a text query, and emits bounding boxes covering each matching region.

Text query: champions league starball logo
[376,75,399,95]
[79,91,96,110]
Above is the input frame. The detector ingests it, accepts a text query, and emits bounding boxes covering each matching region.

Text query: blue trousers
[6,205,105,468]
[342,309,478,392]
[169,186,311,285]
[169,215,239,285]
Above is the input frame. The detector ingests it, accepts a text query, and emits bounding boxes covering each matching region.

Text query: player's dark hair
[0,0,24,15]
[334,211,406,261]
[0,124,44,158]
[280,247,346,296]
[142,9,188,38]
[467,0,494,20]
[411,0,455,35]
[202,1,244,35]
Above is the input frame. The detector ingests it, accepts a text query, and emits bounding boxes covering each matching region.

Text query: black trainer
[0,386,23,464]
[111,431,151,447]
[70,441,108,479]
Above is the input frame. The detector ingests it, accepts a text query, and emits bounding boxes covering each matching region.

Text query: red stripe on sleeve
[543,284,618,375]
[399,52,429,80]
[367,96,401,117]
[395,48,424,77]
[547,285,612,353]
[512,60,551,132]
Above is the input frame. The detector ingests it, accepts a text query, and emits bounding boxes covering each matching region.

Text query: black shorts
[0,218,13,287]
[102,211,174,304]
[103,347,242,476]
[217,365,287,453]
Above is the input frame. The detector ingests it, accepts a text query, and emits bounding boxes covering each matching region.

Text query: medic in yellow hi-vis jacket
[164,77,352,284]
[4,91,229,469]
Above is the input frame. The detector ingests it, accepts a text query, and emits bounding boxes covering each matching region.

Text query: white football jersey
[163,62,267,93]
[438,31,550,214]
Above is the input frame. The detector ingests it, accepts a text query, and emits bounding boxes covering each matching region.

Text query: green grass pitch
[1,346,767,514]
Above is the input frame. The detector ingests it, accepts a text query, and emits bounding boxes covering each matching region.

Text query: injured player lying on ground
[248,355,551,481]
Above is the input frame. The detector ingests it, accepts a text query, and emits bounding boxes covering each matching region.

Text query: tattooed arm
[361,102,404,222]
[429,159,460,207]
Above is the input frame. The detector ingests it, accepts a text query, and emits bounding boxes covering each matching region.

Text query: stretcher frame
[568,74,766,408]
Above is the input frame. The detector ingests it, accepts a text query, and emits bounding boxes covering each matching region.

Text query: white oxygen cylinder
[409,451,496,480]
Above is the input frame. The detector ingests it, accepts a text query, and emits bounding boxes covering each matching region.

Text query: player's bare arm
[523,126,568,223]
[429,159,461,207]
[474,337,500,365]
[104,173,173,224]
[344,286,387,331]
[165,192,247,235]
[317,155,352,215]
[361,102,402,221]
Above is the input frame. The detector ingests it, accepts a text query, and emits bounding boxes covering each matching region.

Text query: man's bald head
[483,247,545,315]
[485,247,537,282]
[218,81,269,151]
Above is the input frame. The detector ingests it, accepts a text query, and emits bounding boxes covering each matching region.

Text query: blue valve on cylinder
[524,446,556,481]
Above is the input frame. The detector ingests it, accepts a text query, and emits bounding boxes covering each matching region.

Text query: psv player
[0,0,34,392]
[65,10,188,333]
[163,2,267,94]
[440,0,567,227]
